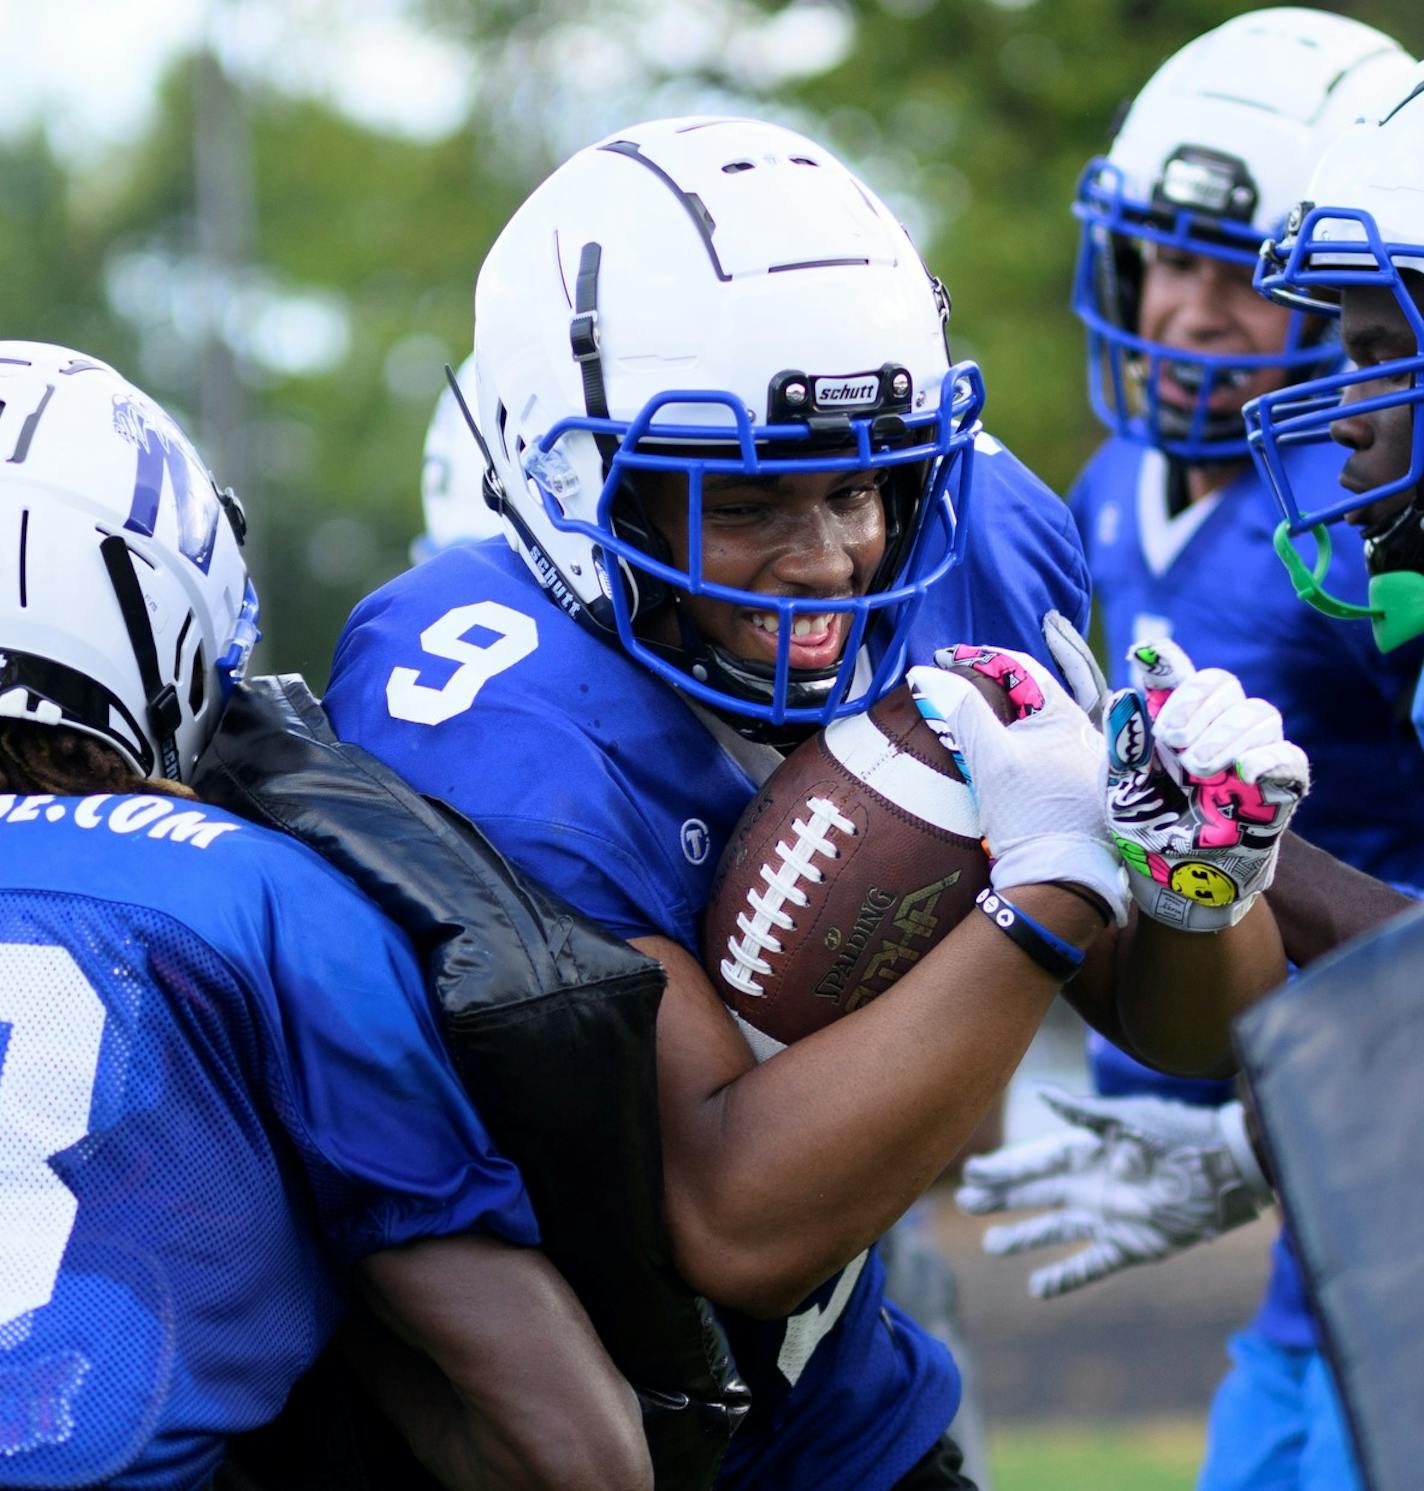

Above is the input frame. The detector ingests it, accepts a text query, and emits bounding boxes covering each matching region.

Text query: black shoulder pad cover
[194,675,749,1486]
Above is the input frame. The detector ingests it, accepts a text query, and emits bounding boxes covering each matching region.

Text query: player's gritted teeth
[742,609,847,668]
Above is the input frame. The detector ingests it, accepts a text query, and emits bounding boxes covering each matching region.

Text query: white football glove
[955,1085,1273,1299]
[1102,638,1309,931]
[1041,609,1111,727]
[907,645,1129,925]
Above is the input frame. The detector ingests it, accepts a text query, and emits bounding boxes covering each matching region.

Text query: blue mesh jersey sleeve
[234,833,538,1258]
[0,799,534,1491]
[1085,1028,1236,1107]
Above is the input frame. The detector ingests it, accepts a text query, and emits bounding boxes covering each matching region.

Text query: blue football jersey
[0,794,536,1491]
[325,436,1089,1491]
[1072,435,1424,1351]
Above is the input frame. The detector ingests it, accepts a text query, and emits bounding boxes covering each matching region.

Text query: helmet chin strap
[1272,517,1424,653]
[99,534,183,781]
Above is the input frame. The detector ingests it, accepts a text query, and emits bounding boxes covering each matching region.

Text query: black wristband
[1052,880,1114,927]
[975,887,1087,982]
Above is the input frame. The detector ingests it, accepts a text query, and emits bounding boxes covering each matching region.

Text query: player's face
[1138,244,1294,412]
[635,465,888,670]
[1332,282,1422,532]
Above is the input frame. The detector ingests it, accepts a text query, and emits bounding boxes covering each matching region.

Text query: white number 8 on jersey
[1,945,105,1329]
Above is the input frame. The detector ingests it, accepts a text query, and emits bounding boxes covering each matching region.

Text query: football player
[1241,58,1424,945]
[325,117,1298,1491]
[964,18,1421,1491]
[0,343,651,1491]
[407,312,1004,1489]
[1250,63,1424,720]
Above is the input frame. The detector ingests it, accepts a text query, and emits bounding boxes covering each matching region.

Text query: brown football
[704,668,1016,1050]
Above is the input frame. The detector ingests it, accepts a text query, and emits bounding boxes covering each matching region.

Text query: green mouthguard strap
[1272,519,1424,652]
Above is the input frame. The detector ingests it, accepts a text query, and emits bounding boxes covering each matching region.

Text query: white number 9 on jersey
[386,601,538,726]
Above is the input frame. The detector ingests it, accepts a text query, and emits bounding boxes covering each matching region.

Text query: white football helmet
[411,349,506,564]
[0,343,259,781]
[1073,8,1415,461]
[1249,65,1424,651]
[469,115,984,733]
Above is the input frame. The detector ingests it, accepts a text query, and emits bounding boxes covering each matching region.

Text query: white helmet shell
[471,115,955,628]
[0,342,257,781]
[1106,8,1414,237]
[1290,65,1424,274]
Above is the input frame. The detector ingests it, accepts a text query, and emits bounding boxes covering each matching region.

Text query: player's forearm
[338,1311,497,1491]
[1266,829,1415,965]
[657,887,1103,1316]
[344,1328,624,1491]
[355,1238,652,1491]
[1114,896,1286,1077]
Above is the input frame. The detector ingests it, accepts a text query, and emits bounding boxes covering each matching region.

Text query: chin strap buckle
[570,309,600,363]
[148,682,183,741]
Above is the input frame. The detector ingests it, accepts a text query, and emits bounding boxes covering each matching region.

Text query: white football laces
[720,796,856,998]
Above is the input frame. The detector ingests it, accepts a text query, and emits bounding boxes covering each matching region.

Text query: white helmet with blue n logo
[0,342,259,781]
[1072,8,1414,463]
[465,115,984,736]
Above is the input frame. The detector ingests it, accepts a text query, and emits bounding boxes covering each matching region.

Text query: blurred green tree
[0,128,135,367]
[26,56,528,682]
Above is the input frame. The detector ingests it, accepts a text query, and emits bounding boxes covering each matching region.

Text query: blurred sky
[0,0,865,165]
[0,0,477,160]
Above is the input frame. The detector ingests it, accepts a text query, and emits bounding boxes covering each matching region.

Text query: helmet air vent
[17,508,28,608]
[173,610,193,679]
[189,641,206,716]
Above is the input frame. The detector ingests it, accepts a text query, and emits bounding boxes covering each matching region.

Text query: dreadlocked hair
[0,720,196,800]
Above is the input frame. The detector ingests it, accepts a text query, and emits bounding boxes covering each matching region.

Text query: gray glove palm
[955,1084,1273,1299]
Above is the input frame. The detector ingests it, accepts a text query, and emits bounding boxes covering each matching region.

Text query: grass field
[988,1419,1202,1491]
